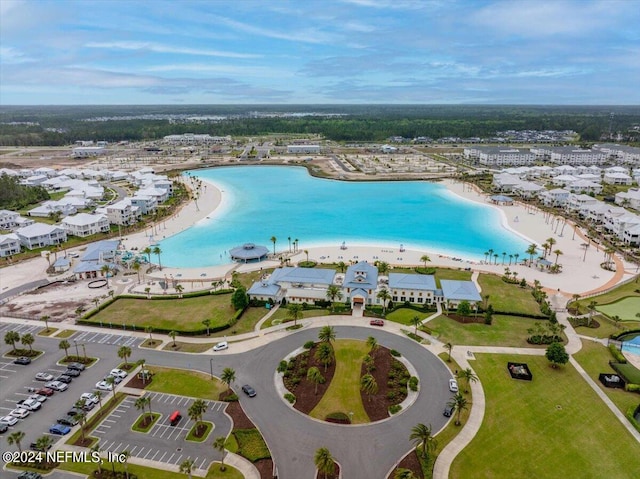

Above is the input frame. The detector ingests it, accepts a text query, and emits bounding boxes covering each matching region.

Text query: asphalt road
[1,324,452,478]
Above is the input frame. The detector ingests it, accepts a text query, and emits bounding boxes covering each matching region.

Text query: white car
[35,372,54,382]
[80,393,99,405]
[9,408,30,419]
[213,341,228,351]
[45,380,69,392]
[449,378,459,393]
[28,394,47,403]
[110,368,128,379]
[95,381,113,391]
[0,415,19,426]
[18,399,41,411]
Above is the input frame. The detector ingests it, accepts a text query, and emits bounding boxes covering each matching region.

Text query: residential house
[61,213,110,237]
[539,189,570,207]
[615,188,640,210]
[440,280,482,308]
[603,172,633,185]
[0,233,21,257]
[16,223,67,249]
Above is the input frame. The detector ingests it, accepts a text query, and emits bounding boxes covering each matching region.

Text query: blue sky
[1,0,639,105]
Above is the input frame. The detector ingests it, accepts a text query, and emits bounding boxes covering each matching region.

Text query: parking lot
[92,392,231,471]
[68,330,141,347]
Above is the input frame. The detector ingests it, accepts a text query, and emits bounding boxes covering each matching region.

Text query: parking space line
[166,453,175,464]
[158,451,167,463]
[173,454,182,465]
[151,450,159,461]
[198,457,208,470]
[130,446,138,455]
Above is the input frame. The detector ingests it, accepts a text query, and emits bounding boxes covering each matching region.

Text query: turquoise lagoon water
[158,166,531,268]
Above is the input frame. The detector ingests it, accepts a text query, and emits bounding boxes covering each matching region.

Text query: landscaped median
[66,392,128,448]
[132,412,161,433]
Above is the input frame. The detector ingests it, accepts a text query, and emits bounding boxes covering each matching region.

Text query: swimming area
[158,165,532,268]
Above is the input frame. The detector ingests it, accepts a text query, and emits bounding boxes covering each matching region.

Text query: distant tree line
[0,174,50,209]
[1,104,639,145]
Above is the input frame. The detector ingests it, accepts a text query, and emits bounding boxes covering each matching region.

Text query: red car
[36,387,55,397]
[369,319,385,327]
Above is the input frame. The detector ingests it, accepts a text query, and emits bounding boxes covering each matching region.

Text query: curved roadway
[144,326,453,478]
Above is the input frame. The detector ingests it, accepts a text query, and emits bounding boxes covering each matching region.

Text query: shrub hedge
[608,344,628,363]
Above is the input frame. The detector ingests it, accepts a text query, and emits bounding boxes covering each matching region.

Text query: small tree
[231,286,248,310]
[202,319,211,336]
[360,373,378,401]
[457,367,478,394]
[307,366,325,395]
[213,436,227,471]
[395,468,418,479]
[59,339,70,359]
[444,342,453,362]
[287,303,303,326]
[169,331,177,348]
[409,423,437,462]
[410,315,422,335]
[318,325,336,343]
[456,300,472,316]
[448,393,468,426]
[314,447,335,479]
[118,345,132,367]
[4,330,20,353]
[545,342,569,369]
[7,430,25,453]
[21,333,34,353]
[40,315,50,332]
[221,367,236,390]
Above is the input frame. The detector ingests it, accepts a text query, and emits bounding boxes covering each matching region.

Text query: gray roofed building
[388,273,436,291]
[440,280,481,307]
[343,261,378,306]
[229,243,269,263]
[247,266,336,304]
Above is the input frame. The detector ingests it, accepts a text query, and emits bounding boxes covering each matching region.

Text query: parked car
[55,374,73,384]
[49,424,71,436]
[64,368,81,377]
[57,415,79,427]
[449,379,459,393]
[80,393,99,405]
[369,319,385,326]
[105,374,122,384]
[9,408,30,419]
[241,384,257,397]
[28,394,47,403]
[0,423,8,434]
[79,401,95,412]
[67,362,85,371]
[95,381,113,391]
[109,368,127,379]
[35,387,55,396]
[213,341,228,351]
[0,415,19,427]
[443,404,454,417]
[35,372,54,381]
[67,407,84,418]
[13,357,31,365]
[45,381,68,392]
[17,398,41,411]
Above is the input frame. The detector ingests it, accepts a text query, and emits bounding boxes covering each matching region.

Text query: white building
[287,144,321,154]
[0,210,21,230]
[61,213,110,237]
[473,147,535,166]
[0,233,21,257]
[27,201,77,218]
[16,223,67,249]
[72,146,106,157]
[615,188,640,210]
[603,172,633,185]
[388,273,437,305]
[566,193,598,213]
[106,199,140,226]
[567,179,603,195]
[549,147,607,165]
[540,189,570,207]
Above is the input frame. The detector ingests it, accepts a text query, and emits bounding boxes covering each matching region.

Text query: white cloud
[84,41,262,59]
[0,46,35,64]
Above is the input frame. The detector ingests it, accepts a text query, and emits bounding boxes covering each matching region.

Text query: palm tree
[304,249,309,262]
[444,342,453,362]
[179,458,195,479]
[314,447,336,479]
[493,253,499,264]
[377,261,389,275]
[587,300,598,327]
[294,238,299,253]
[121,450,131,479]
[318,325,336,343]
[144,287,151,299]
[145,326,154,345]
[553,249,563,265]
[612,315,621,328]
[360,374,378,401]
[94,390,103,409]
[487,248,494,264]
[152,245,162,270]
[221,367,236,390]
[457,367,478,394]
[188,400,207,435]
[526,244,537,264]
[514,253,520,264]
[213,436,227,470]
[76,410,87,443]
[35,435,54,457]
[326,284,343,310]
[307,366,325,395]
[137,358,148,385]
[315,342,334,372]
[134,396,147,422]
[448,393,469,426]
[7,430,25,453]
[287,236,291,253]
[508,254,513,265]
[287,303,303,327]
[59,339,70,359]
[175,284,184,298]
[337,261,346,273]
[100,264,112,287]
[363,355,375,374]
[202,319,211,336]
[410,315,421,335]
[571,293,580,312]
[502,252,506,265]
[40,315,50,332]
[420,254,431,269]
[118,345,132,367]
[395,468,418,479]
[373,288,389,313]
[410,423,437,461]
[483,251,489,263]
[132,260,141,284]
[270,236,277,255]
[169,330,177,347]
[366,336,379,354]
[105,375,117,401]
[21,333,34,352]
[142,246,152,264]
[4,330,20,353]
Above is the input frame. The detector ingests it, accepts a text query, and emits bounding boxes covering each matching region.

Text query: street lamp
[73,340,79,359]
[349,411,354,424]
[81,344,87,360]
[209,358,214,380]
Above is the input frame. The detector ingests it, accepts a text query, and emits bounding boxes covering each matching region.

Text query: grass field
[427,314,547,347]
[145,366,227,400]
[596,297,640,321]
[573,280,640,314]
[386,307,433,326]
[573,340,640,416]
[233,428,271,462]
[477,274,542,315]
[450,354,640,479]
[573,314,640,339]
[310,339,370,424]
[266,307,330,324]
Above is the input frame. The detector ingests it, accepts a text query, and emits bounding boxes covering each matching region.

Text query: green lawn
[88,294,267,335]
[233,428,271,462]
[59,459,243,479]
[187,421,214,442]
[574,340,640,416]
[450,354,640,479]
[573,280,640,314]
[427,314,547,347]
[132,412,161,433]
[574,314,640,339]
[264,308,330,328]
[389,266,473,287]
[310,339,370,423]
[386,307,432,326]
[596,297,640,321]
[477,274,542,315]
[145,366,227,400]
